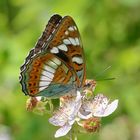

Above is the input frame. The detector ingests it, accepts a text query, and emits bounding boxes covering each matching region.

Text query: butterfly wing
[20,14,62,72]
[44,15,86,87]
[20,14,86,98]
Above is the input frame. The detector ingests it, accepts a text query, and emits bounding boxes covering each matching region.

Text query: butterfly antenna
[94,66,111,79]
[96,77,116,81]
[94,66,116,81]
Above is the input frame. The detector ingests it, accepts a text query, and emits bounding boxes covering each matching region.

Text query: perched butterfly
[20,14,86,98]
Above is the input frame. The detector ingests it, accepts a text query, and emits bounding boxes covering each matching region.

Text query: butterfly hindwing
[20,14,86,98]
[20,52,76,97]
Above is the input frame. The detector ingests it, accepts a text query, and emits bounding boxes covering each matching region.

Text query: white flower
[49,91,81,138]
[49,91,119,138]
[79,94,118,119]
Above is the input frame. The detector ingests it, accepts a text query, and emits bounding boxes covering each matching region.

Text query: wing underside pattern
[20,14,86,98]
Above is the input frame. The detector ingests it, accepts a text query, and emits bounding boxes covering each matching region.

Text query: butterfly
[20,14,86,98]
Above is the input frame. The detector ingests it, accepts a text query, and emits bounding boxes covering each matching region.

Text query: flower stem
[69,127,77,140]
[49,100,54,113]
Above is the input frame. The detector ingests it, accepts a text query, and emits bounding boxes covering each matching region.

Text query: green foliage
[0,0,140,139]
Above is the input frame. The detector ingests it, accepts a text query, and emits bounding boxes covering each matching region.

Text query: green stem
[69,126,77,140]
[48,99,54,113]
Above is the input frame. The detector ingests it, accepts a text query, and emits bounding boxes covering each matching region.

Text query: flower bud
[26,97,38,111]
[83,117,100,133]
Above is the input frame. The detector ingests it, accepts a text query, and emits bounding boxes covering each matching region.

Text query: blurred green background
[0,0,140,140]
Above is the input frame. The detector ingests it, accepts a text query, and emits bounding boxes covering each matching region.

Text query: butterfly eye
[84,83,91,88]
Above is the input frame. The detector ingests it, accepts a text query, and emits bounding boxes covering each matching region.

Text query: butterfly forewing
[20,14,62,71]
[20,14,86,98]
[46,16,86,87]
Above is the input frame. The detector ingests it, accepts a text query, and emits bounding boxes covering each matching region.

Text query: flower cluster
[26,80,118,138]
